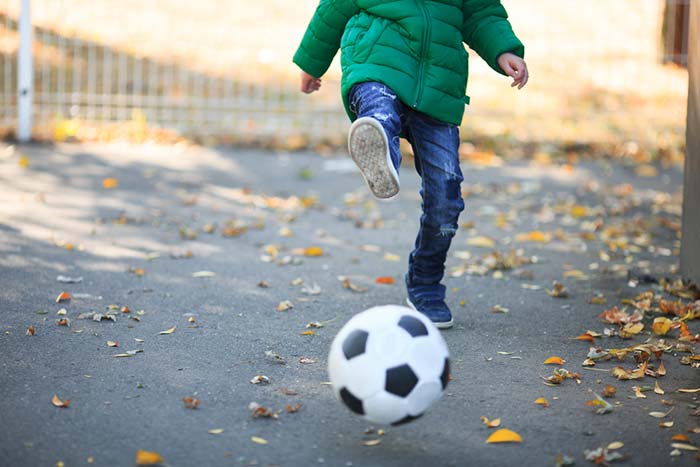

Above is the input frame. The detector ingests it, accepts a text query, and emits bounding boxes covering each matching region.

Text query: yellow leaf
[480,416,502,428]
[486,428,522,444]
[543,356,564,365]
[652,317,672,336]
[208,429,224,434]
[300,330,316,336]
[467,236,496,248]
[159,327,176,335]
[18,155,29,168]
[534,397,549,408]
[607,441,624,450]
[514,231,551,243]
[102,178,119,189]
[304,246,324,257]
[636,164,658,177]
[570,205,589,218]
[135,450,165,465]
[251,436,268,445]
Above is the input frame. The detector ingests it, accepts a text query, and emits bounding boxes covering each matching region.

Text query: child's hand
[497,53,529,89]
[300,71,322,94]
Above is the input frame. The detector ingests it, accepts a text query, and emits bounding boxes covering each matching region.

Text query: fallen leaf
[515,231,551,243]
[300,330,316,336]
[26,325,35,336]
[654,381,665,395]
[586,391,614,414]
[598,306,642,324]
[547,282,569,298]
[490,305,509,313]
[363,439,382,447]
[607,441,624,450]
[660,421,675,428]
[135,449,164,465]
[375,276,395,285]
[544,356,564,365]
[678,388,700,393]
[248,402,278,419]
[480,416,502,428]
[649,407,674,418]
[106,341,118,347]
[575,333,596,342]
[251,436,268,445]
[303,246,324,257]
[159,327,176,335]
[183,397,200,409]
[55,292,72,303]
[250,375,270,385]
[338,276,367,293]
[280,388,298,396]
[467,236,496,248]
[277,300,294,312]
[208,429,225,435]
[286,403,302,413]
[534,397,549,408]
[486,428,522,443]
[102,178,119,189]
[192,271,216,278]
[658,362,667,376]
[299,357,316,364]
[652,317,672,336]
[602,386,617,398]
[671,443,699,451]
[51,395,70,408]
[672,434,690,442]
[56,318,69,327]
[632,386,647,398]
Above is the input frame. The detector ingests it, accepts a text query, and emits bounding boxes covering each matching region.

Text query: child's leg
[347,82,403,198]
[403,112,464,327]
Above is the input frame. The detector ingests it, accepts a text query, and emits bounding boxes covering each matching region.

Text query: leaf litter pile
[4,142,696,465]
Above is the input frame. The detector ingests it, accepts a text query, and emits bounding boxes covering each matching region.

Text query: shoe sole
[405,297,454,329]
[348,117,400,200]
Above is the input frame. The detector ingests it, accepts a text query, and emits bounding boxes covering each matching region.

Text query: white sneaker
[347,117,400,199]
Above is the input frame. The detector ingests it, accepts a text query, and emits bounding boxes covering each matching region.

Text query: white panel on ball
[362,391,409,425]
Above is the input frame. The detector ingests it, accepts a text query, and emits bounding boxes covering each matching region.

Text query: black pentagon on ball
[440,358,450,390]
[391,413,424,426]
[385,364,419,397]
[397,315,428,337]
[339,387,364,415]
[342,329,369,360]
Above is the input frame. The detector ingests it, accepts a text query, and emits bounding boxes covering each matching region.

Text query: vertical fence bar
[681,0,699,282]
[17,0,32,141]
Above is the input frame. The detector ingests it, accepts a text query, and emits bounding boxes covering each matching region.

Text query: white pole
[17,0,32,142]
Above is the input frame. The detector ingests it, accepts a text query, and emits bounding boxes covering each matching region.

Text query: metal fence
[0,0,691,148]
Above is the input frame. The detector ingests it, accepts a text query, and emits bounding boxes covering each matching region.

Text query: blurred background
[0,0,690,162]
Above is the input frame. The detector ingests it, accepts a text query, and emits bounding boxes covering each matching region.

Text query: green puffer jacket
[293,0,524,125]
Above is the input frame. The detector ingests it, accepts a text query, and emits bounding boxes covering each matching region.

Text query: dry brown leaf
[602,385,617,398]
[486,428,523,444]
[286,403,302,413]
[183,397,200,409]
[673,434,691,442]
[575,333,596,342]
[632,386,646,398]
[51,394,70,408]
[135,449,165,465]
[547,282,569,298]
[26,325,35,336]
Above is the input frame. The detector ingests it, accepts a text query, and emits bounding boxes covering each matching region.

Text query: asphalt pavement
[0,141,697,467]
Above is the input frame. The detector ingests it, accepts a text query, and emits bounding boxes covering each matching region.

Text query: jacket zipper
[413,0,431,107]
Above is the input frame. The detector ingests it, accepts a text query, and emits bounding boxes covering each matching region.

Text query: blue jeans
[349,82,465,301]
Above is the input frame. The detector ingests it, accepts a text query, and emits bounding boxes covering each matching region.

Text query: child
[294,0,528,329]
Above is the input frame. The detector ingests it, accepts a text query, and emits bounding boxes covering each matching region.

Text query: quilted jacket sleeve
[461,0,525,75]
[293,0,359,78]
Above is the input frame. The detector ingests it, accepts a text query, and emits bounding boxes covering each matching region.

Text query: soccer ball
[328,305,450,425]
